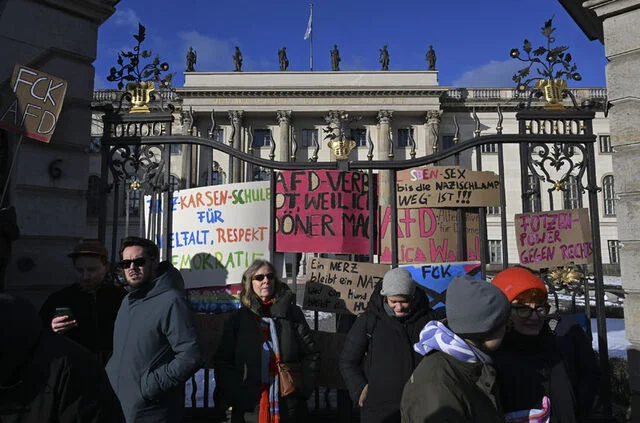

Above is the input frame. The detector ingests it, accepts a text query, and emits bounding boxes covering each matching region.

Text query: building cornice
[176,88,448,98]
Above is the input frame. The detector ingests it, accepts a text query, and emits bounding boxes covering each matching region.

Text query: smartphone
[54,307,75,320]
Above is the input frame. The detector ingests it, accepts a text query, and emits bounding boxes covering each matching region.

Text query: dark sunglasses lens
[254,273,274,281]
[119,258,147,269]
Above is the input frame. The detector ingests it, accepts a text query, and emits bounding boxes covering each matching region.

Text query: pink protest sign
[515,208,592,269]
[275,170,371,254]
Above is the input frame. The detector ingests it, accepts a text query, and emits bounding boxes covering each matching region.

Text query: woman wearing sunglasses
[490,266,600,423]
[214,259,319,423]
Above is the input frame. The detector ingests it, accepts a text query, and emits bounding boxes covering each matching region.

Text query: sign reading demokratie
[0,65,68,143]
[515,208,592,269]
[145,181,271,288]
[387,166,500,208]
[304,257,389,315]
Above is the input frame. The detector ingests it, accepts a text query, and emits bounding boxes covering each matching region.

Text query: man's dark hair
[119,237,159,261]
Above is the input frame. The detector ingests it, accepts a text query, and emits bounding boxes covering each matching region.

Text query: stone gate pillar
[277,110,292,162]
[228,110,244,182]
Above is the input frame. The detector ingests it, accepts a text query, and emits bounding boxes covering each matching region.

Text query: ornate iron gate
[98,96,613,419]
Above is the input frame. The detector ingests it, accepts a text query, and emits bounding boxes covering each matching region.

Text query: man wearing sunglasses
[106,236,203,423]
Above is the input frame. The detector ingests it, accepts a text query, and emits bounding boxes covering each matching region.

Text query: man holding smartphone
[39,239,126,363]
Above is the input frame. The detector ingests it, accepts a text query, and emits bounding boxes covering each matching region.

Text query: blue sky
[94,0,607,89]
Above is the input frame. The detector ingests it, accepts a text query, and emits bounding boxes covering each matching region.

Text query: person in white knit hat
[340,267,437,423]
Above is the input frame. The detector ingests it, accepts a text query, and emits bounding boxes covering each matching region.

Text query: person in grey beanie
[340,267,437,423]
[400,274,510,423]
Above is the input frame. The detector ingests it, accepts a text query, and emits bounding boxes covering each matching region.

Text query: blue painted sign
[401,261,481,309]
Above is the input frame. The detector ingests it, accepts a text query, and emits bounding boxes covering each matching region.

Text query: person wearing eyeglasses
[105,236,203,423]
[39,239,126,365]
[491,266,600,422]
[214,259,319,423]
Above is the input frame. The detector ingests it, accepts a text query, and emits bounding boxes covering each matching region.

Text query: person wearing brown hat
[39,239,126,364]
[340,267,437,423]
[490,266,600,422]
[400,274,510,422]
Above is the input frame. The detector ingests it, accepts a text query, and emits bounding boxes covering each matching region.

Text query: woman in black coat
[339,268,437,423]
[491,266,600,422]
[215,259,319,423]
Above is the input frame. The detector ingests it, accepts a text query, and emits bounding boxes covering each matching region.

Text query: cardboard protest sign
[275,170,371,254]
[402,262,481,309]
[379,206,480,264]
[515,208,592,269]
[304,257,389,314]
[386,166,500,208]
[145,181,271,288]
[188,284,241,313]
[0,65,67,143]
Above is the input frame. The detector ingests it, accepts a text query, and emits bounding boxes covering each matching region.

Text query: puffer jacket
[339,283,437,423]
[214,283,319,421]
[0,294,124,423]
[106,262,203,423]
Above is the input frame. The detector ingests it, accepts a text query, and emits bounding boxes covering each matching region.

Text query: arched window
[86,175,101,217]
[603,175,616,216]
[563,175,583,209]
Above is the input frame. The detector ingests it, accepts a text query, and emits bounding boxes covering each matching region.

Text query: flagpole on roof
[304,3,313,71]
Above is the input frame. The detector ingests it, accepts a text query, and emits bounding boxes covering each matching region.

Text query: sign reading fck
[0,65,68,143]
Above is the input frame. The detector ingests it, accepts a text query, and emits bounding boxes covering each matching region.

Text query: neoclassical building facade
[88,70,616,278]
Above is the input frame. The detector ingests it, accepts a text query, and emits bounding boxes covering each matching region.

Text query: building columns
[277,110,292,162]
[584,0,640,418]
[228,110,244,182]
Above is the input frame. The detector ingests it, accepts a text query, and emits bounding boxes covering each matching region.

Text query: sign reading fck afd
[0,65,67,143]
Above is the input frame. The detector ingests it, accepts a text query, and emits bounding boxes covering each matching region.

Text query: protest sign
[275,170,371,254]
[145,181,271,288]
[188,284,242,313]
[515,208,592,269]
[402,262,481,309]
[304,257,389,314]
[385,166,500,208]
[379,206,480,264]
[0,65,67,143]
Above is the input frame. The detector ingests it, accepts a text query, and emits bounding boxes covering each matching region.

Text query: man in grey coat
[106,237,203,423]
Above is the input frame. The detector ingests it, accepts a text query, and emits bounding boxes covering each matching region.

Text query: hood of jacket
[128,261,185,302]
[366,281,433,325]
[0,294,42,387]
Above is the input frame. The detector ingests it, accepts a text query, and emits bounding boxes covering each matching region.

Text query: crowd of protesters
[1,233,601,423]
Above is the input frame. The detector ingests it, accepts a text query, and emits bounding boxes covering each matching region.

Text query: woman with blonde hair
[214,259,319,423]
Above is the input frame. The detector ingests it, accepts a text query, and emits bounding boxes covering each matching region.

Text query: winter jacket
[339,283,437,423]
[105,262,203,423]
[491,319,600,422]
[401,350,504,423]
[0,294,124,423]
[214,283,319,421]
[39,282,126,360]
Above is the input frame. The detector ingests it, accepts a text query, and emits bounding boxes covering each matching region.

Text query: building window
[488,240,502,264]
[442,135,455,150]
[211,162,225,185]
[170,144,182,154]
[608,240,621,264]
[253,168,269,181]
[351,128,367,147]
[563,175,583,209]
[253,129,272,147]
[603,175,616,216]
[527,175,542,212]
[599,135,612,153]
[487,206,501,215]
[397,128,414,148]
[86,175,101,217]
[169,175,183,191]
[212,128,224,143]
[123,188,141,217]
[481,143,497,153]
[300,129,318,148]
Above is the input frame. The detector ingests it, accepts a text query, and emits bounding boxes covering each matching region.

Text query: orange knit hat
[491,267,547,302]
